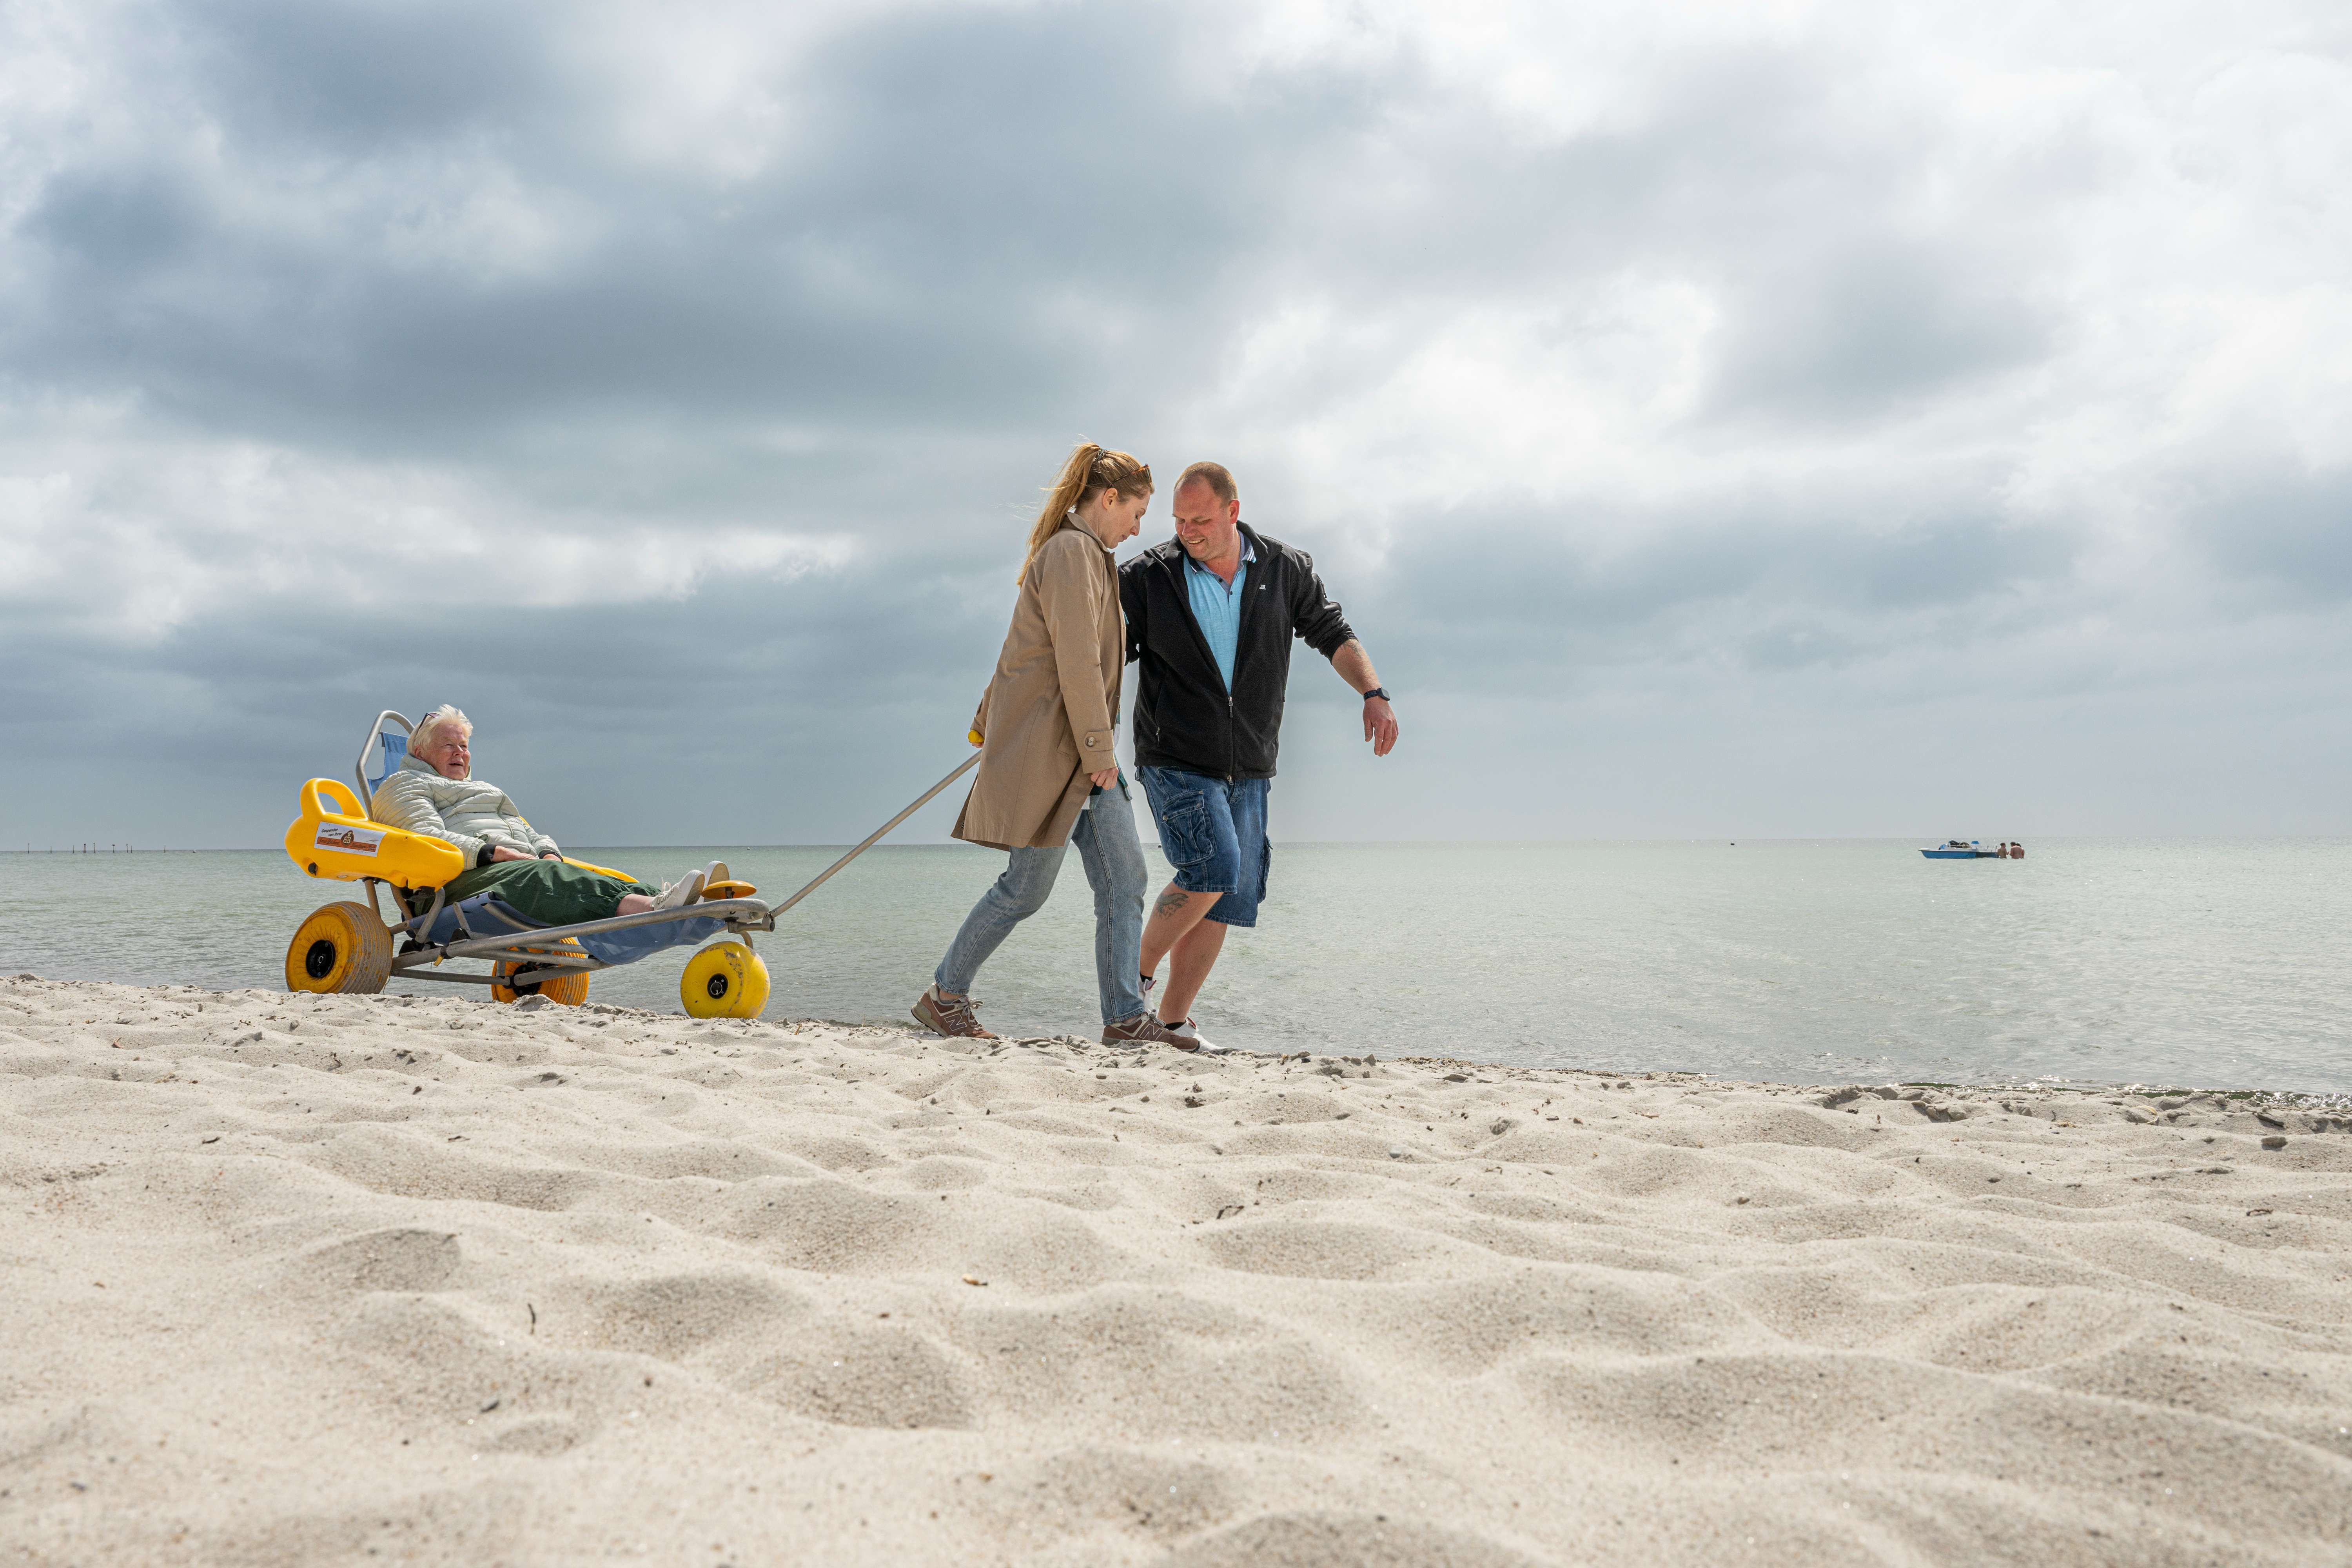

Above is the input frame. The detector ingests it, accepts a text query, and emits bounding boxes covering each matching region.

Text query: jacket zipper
[1225,537,1253,782]
[1218,561,1239,783]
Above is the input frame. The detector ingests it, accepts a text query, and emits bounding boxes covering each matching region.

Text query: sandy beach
[4,976,2350,1566]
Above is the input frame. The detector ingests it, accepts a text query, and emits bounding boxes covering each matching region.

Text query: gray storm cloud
[2,0,2348,847]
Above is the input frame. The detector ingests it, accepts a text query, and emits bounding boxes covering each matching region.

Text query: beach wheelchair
[279,711,780,1017]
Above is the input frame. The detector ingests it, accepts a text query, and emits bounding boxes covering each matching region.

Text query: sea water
[4,840,2346,1094]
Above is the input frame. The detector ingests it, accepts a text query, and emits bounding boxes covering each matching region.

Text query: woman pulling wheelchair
[909,441,1191,1047]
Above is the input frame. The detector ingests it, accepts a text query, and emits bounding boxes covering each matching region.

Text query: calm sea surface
[4,840,2345,1093]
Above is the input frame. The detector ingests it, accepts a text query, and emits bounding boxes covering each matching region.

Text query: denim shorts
[1137,766,1271,928]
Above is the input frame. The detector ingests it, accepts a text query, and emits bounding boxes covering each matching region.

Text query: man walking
[1120,461,1399,1049]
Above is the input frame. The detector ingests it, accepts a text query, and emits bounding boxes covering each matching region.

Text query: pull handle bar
[767,753,983,920]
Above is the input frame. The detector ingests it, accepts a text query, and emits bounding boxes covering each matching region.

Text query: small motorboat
[1920,840,2025,860]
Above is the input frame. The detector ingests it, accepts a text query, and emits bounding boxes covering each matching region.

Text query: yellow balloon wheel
[731,950,771,1018]
[492,943,591,1005]
[285,902,392,995]
[682,940,769,1019]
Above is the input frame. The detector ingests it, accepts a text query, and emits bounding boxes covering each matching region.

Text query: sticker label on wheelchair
[315,824,384,855]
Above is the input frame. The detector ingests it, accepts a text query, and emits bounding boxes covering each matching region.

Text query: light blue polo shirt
[1185,535,1255,692]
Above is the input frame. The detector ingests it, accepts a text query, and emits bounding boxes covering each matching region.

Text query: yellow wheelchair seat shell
[284,778,467,888]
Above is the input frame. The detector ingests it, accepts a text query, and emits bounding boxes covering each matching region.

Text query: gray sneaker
[912,985,997,1040]
[1103,1013,1198,1050]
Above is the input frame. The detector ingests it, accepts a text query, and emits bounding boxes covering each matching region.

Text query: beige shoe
[650,869,706,911]
[1102,1013,1198,1050]
[912,985,997,1040]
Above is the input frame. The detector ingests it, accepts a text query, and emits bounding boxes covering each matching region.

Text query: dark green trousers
[407,858,651,926]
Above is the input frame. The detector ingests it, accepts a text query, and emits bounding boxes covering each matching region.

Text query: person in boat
[370,705,711,925]
[909,443,1189,1047]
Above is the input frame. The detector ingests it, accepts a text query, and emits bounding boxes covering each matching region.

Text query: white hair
[407,704,474,757]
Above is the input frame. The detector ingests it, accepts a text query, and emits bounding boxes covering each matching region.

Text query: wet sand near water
[4,977,2350,1565]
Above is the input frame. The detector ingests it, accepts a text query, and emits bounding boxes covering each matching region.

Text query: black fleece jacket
[1119,523,1357,780]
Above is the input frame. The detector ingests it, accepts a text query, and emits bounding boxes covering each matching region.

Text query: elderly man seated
[372,704,716,926]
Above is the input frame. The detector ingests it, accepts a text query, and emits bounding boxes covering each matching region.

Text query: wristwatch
[1361,686,1391,703]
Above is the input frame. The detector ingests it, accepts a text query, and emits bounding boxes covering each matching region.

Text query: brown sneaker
[912,985,997,1040]
[1102,1013,1199,1050]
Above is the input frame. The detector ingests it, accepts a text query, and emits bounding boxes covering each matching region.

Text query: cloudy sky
[4,0,2347,849]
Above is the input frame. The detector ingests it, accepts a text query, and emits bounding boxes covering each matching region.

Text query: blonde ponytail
[1016,441,1152,584]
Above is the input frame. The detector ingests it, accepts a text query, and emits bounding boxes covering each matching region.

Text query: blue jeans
[1137,766,1271,928]
[934,786,1149,1026]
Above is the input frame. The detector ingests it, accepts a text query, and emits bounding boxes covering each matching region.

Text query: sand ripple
[5,978,2352,1564]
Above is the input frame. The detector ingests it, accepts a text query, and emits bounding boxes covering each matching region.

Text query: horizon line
[15,834,2351,854]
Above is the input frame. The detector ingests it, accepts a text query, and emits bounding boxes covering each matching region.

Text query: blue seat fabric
[366,730,409,798]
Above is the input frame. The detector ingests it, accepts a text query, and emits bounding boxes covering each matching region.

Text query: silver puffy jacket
[370,754,559,863]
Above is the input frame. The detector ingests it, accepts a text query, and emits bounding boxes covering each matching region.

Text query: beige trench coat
[951,519,1122,851]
